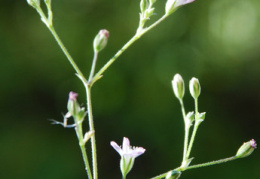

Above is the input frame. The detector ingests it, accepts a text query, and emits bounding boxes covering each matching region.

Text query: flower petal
[122,137,130,152]
[110,141,122,155]
[175,0,195,7]
[131,147,146,157]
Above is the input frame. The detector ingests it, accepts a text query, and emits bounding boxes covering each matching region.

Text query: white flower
[111,137,146,177]
[165,0,195,15]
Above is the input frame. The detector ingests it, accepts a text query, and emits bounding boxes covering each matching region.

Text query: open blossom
[165,0,195,15]
[111,137,145,177]
[174,0,195,7]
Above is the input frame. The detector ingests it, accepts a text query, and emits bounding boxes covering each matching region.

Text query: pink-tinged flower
[165,0,195,15]
[250,139,257,149]
[175,0,195,7]
[111,137,145,177]
[67,91,80,117]
[69,91,78,101]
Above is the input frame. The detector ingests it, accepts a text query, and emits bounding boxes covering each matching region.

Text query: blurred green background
[0,0,259,178]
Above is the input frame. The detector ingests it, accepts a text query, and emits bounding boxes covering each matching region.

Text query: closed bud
[67,91,80,117]
[236,139,257,158]
[27,0,40,9]
[189,77,200,99]
[172,74,185,100]
[93,29,109,52]
[145,8,155,18]
[140,0,148,13]
[166,170,181,179]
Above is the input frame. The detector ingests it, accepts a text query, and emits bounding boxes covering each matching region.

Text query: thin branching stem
[179,100,189,162]
[86,86,98,179]
[89,14,168,86]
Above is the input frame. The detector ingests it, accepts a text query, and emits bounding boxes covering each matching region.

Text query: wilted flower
[111,137,146,177]
[236,139,257,158]
[67,91,80,117]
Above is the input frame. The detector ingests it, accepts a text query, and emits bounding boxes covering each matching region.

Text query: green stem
[179,99,189,162]
[150,167,181,179]
[36,7,93,177]
[75,120,93,179]
[37,8,88,84]
[186,98,199,159]
[141,14,168,35]
[86,85,98,179]
[150,156,237,179]
[47,25,88,83]
[89,34,139,86]
[89,50,99,82]
[185,156,237,170]
[89,14,168,86]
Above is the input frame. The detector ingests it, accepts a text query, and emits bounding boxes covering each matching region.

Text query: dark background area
[0,0,259,178]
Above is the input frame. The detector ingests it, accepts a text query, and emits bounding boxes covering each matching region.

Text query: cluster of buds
[172,73,201,101]
[138,0,157,32]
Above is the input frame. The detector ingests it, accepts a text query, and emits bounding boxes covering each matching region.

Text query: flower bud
[140,0,148,13]
[145,8,155,18]
[166,170,181,179]
[149,0,157,4]
[189,77,200,99]
[67,91,80,117]
[172,74,185,100]
[93,29,109,52]
[27,0,40,9]
[236,139,257,158]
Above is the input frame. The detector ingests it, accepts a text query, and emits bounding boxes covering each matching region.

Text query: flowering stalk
[151,75,256,179]
[27,1,190,178]
[186,78,203,159]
